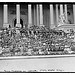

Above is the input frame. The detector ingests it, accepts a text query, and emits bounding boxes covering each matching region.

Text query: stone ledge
[3,24,9,28]
[0,54,75,60]
[56,24,75,29]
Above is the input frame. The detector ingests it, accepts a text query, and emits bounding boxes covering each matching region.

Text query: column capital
[4,4,8,6]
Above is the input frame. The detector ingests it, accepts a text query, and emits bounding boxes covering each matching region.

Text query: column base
[40,24,45,27]
[28,24,32,28]
[3,24,9,28]
[16,23,21,28]
[50,24,55,29]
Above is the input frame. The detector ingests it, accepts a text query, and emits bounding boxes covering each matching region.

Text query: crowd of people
[0,25,75,57]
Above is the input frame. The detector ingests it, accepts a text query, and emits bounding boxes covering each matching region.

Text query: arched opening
[14,19,23,28]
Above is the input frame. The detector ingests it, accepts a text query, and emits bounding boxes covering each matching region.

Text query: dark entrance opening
[14,19,23,28]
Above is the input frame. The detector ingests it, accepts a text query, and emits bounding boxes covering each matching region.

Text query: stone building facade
[0,3,74,30]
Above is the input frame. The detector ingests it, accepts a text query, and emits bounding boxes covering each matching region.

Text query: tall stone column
[36,4,39,26]
[60,4,63,16]
[50,4,54,28]
[39,4,43,25]
[73,5,75,24]
[16,4,21,28]
[59,4,64,25]
[64,4,68,23]
[34,5,36,25]
[3,4,9,28]
[28,4,32,28]
[56,4,59,26]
